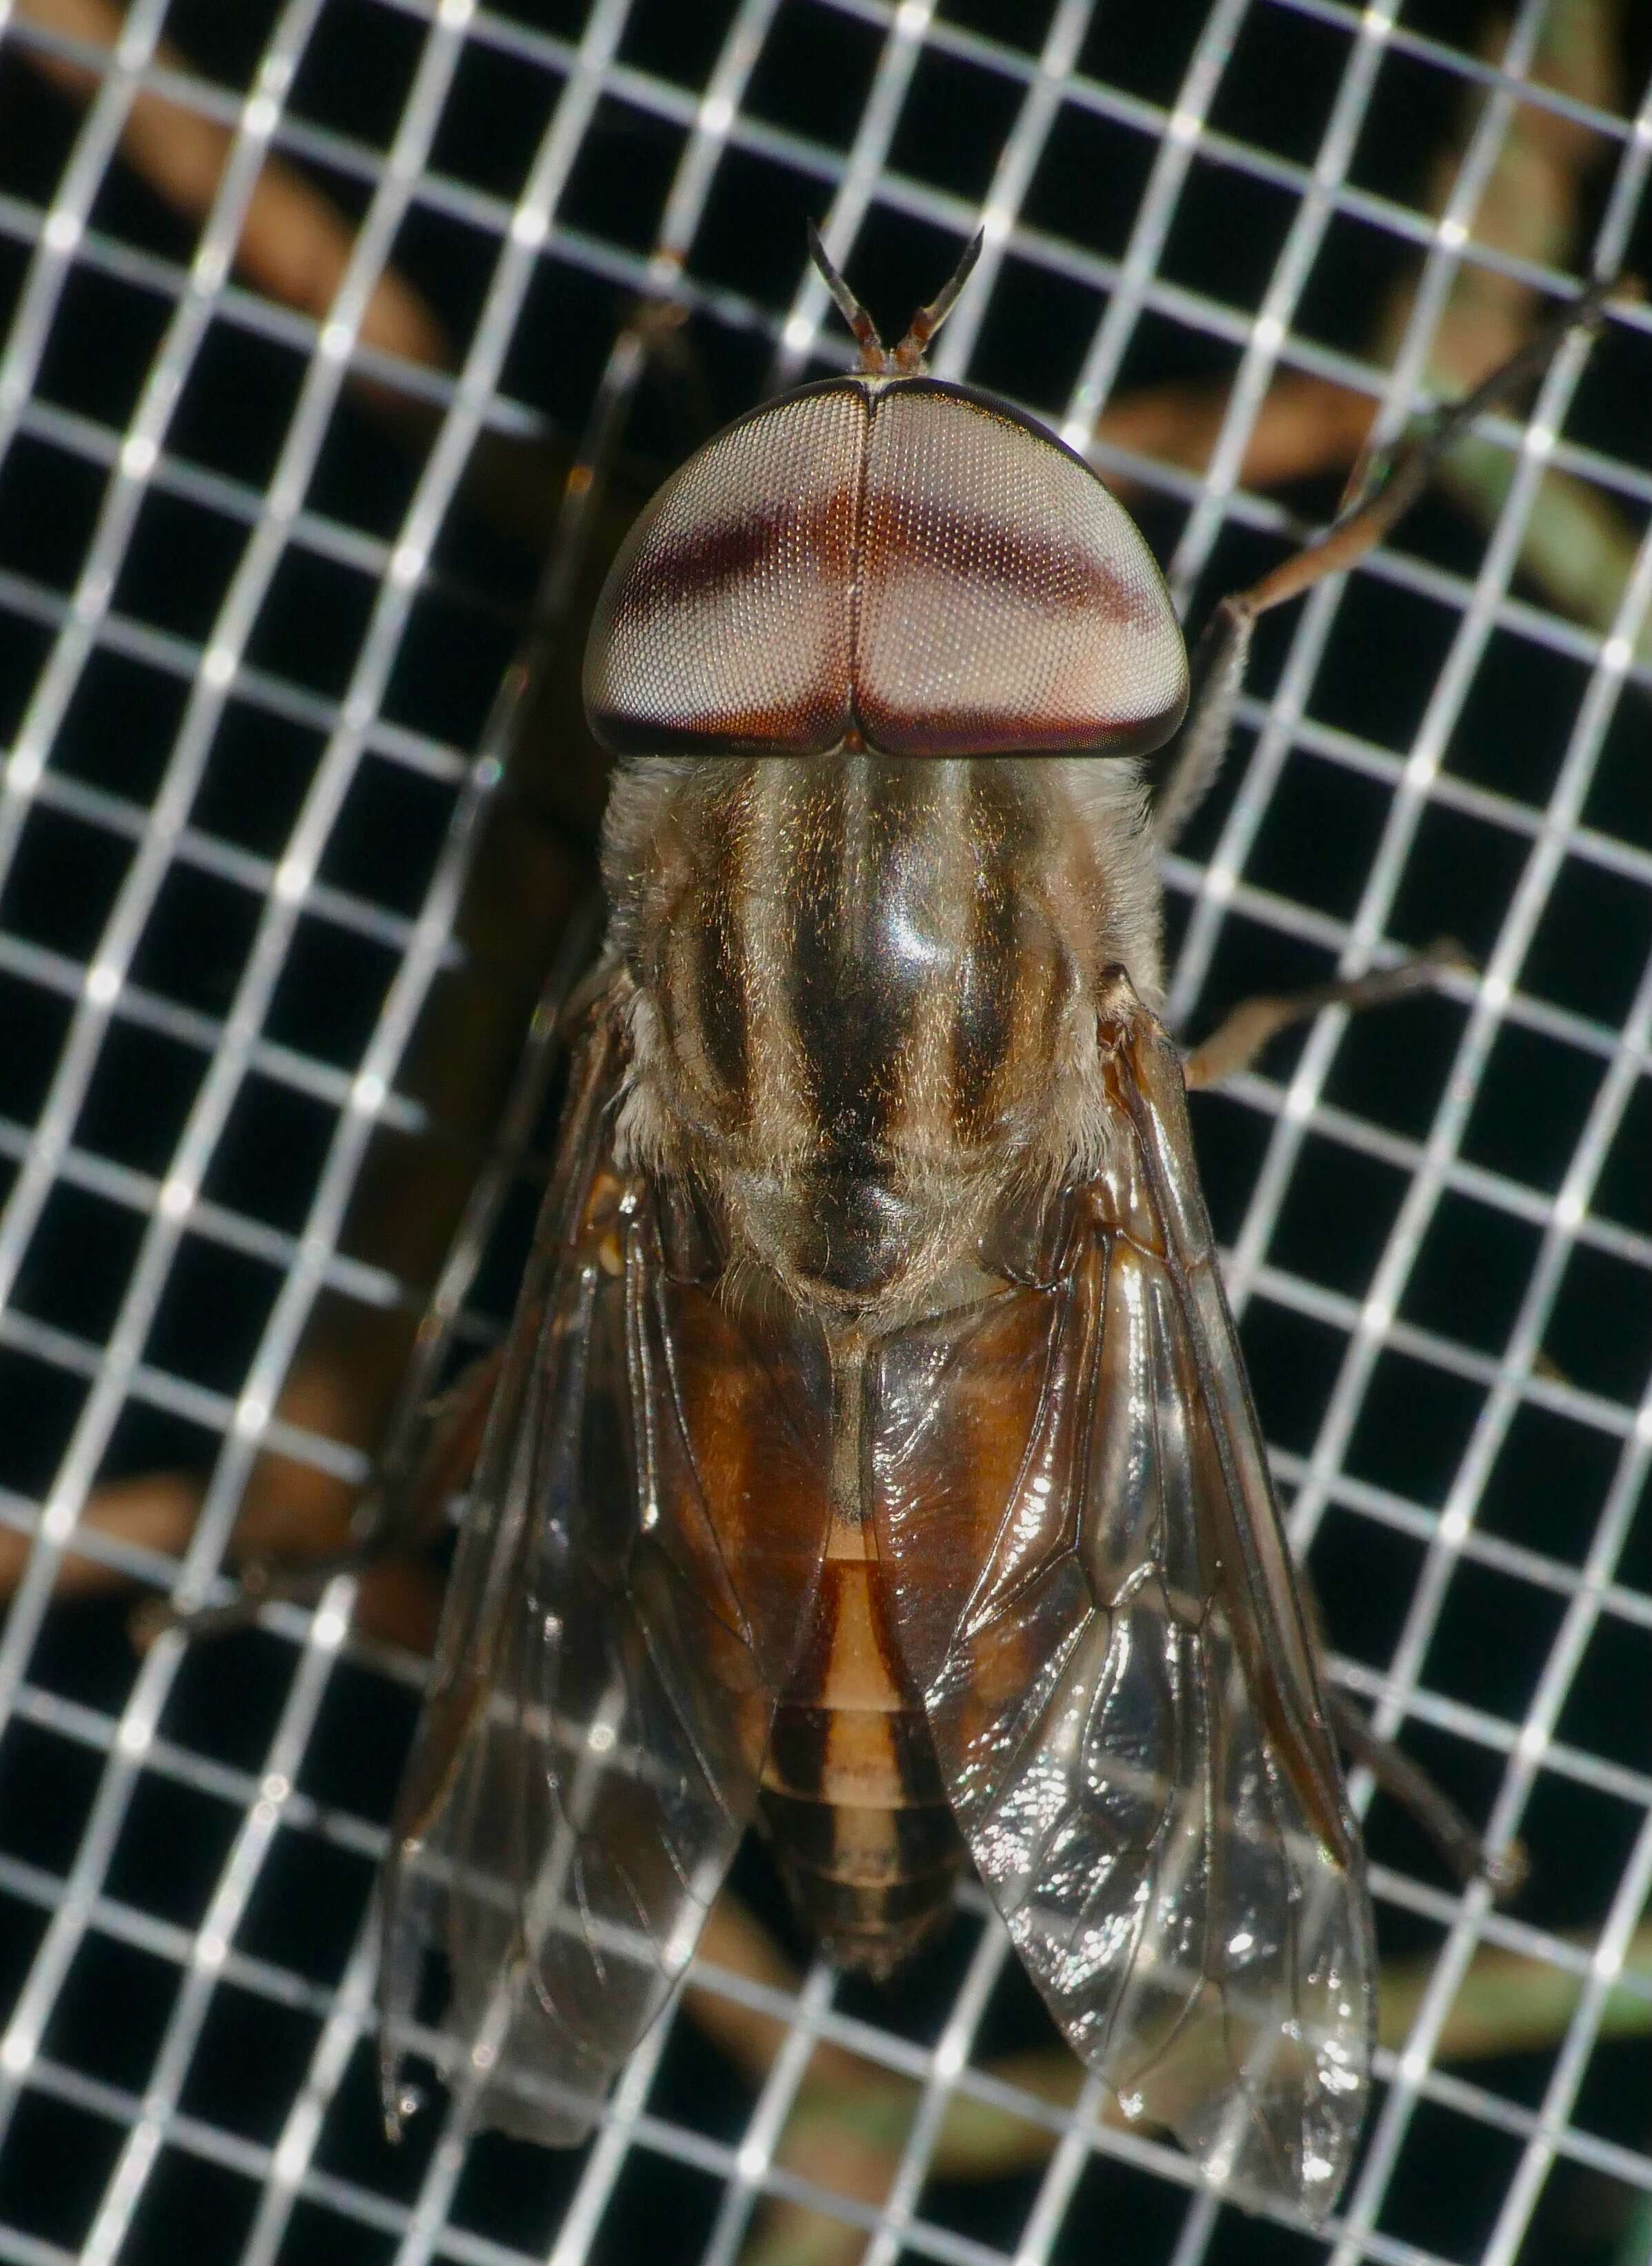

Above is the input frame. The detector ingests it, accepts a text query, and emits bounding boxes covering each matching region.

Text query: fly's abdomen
[759,1543,962,1976]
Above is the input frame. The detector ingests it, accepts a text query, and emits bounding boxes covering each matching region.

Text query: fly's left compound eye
[855,382,1188,757]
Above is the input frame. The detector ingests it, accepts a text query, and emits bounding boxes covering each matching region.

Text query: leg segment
[146,896,604,1645]
[1154,273,1619,850]
[1296,1567,1526,1896]
[1328,1689,1528,1896]
[1182,935,1471,1089]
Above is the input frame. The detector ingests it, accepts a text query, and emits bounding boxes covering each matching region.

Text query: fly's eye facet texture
[584,383,864,759]
[584,377,1189,759]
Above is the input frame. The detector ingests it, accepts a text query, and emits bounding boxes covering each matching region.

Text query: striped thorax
[602,753,1167,1315]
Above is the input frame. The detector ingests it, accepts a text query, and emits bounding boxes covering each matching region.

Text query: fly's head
[586,232,1189,1320]
[580,235,1189,768]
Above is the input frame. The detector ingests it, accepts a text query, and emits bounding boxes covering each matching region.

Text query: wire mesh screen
[0,1,1649,2262]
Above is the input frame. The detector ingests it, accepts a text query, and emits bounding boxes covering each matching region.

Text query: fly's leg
[1326,1689,1529,1897]
[143,1346,507,1642]
[148,284,701,1646]
[144,897,602,1645]
[1294,1568,1526,1896]
[1154,272,1620,849]
[1181,934,1472,1089]
[337,890,604,1544]
[1168,284,1618,1893]
[1183,958,1531,1891]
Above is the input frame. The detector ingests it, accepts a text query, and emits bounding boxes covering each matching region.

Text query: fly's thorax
[602,751,1162,1310]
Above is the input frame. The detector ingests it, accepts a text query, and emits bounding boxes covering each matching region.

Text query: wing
[379,981,833,2143]
[868,973,1372,2217]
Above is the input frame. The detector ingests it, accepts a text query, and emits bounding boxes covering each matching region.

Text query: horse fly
[378,228,1606,2214]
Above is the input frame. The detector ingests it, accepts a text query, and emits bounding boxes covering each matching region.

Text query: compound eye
[855,385,1188,757]
[584,386,864,756]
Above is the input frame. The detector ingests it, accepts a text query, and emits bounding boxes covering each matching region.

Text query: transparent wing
[868,977,1372,2217]
[379,986,833,2143]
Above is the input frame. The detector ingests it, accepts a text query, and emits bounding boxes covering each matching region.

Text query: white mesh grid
[0,3,1647,2264]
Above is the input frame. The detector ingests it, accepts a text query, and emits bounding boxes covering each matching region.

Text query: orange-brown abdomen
[758,1514,962,1975]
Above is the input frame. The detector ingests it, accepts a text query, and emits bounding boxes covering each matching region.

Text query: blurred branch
[13,0,448,375]
[8,0,590,548]
[1094,0,1644,659]
[688,1896,1652,2266]
[0,1471,197,1596]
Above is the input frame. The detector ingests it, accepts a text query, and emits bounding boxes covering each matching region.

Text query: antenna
[807,221,886,373]
[890,230,984,371]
